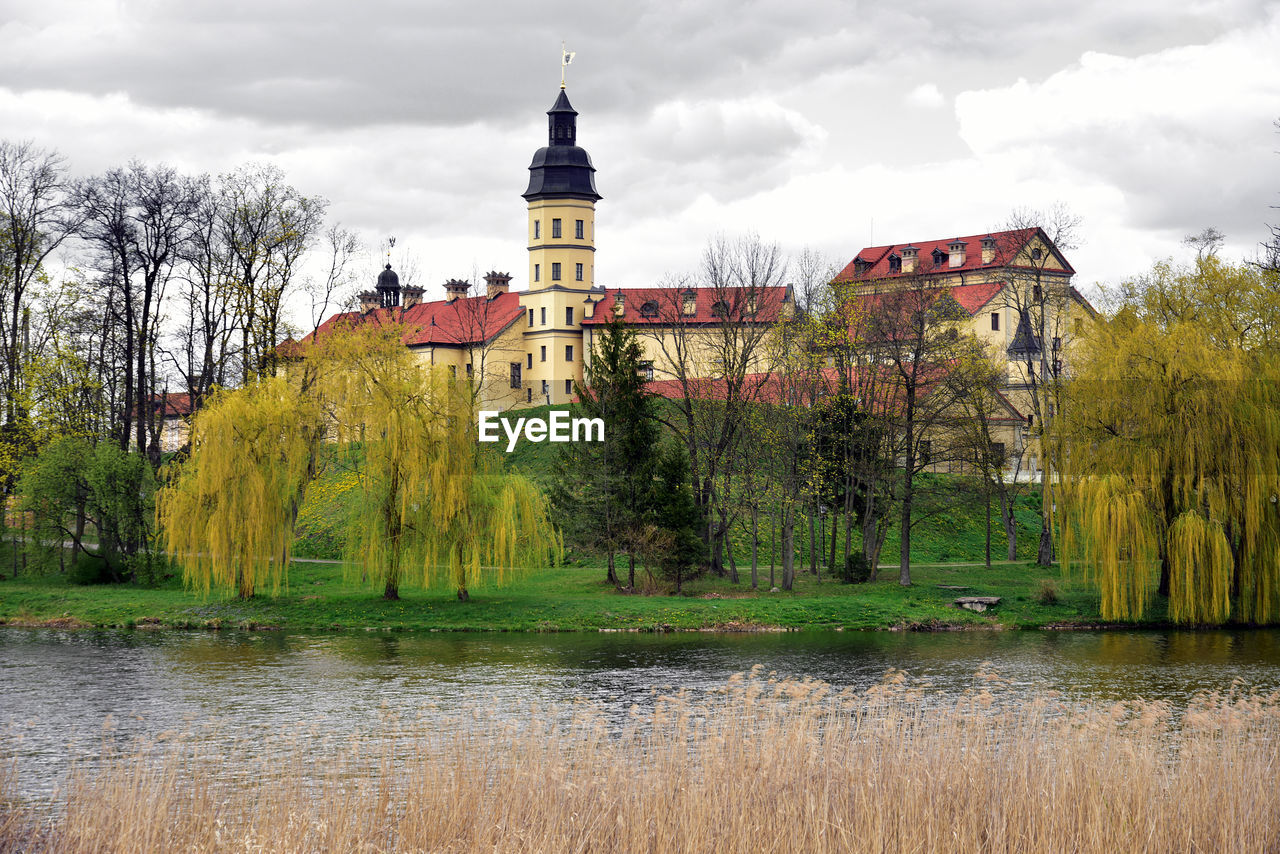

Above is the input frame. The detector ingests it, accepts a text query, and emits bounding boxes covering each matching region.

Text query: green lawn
[0,553,1132,632]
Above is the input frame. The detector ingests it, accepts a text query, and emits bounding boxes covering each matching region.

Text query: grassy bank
[4,673,1277,852]
[0,552,1124,632]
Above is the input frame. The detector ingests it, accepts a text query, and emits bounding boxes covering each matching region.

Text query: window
[564,379,572,395]
[888,254,901,274]
[640,300,659,318]
[991,312,1000,331]
[540,346,546,362]
[575,219,584,240]
[565,345,573,362]
[541,307,546,325]
[551,262,561,281]
[534,220,541,239]
[710,299,729,318]
[465,363,472,376]
[534,263,540,282]
[931,248,947,266]
[448,365,457,378]
[639,360,654,382]
[541,380,549,397]
[528,308,534,326]
[575,262,583,281]
[919,440,931,466]
[510,363,522,389]
[1031,247,1042,261]
[552,218,561,238]
[990,442,1005,464]
[1033,284,1043,301]
[682,290,697,316]
[565,307,574,325]
[527,388,532,403]
[526,353,532,369]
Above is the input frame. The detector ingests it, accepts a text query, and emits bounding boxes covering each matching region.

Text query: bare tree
[642,233,789,576]
[0,140,78,433]
[308,224,361,332]
[996,204,1083,567]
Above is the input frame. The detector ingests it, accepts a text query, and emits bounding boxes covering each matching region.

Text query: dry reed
[4,667,1280,853]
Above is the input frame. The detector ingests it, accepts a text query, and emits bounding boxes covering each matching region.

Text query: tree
[651,440,703,593]
[159,321,560,602]
[311,322,559,601]
[553,315,659,588]
[0,141,78,432]
[995,206,1083,566]
[1057,256,1280,624]
[642,234,788,576]
[157,373,323,598]
[18,435,156,582]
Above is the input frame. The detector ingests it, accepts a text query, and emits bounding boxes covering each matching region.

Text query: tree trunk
[781,520,795,591]
[984,479,992,568]
[457,587,470,602]
[384,581,399,600]
[808,508,817,576]
[999,492,1018,562]
[725,532,739,584]
[750,509,759,590]
[1036,473,1054,566]
[770,517,776,589]
[607,551,617,586]
[628,552,636,590]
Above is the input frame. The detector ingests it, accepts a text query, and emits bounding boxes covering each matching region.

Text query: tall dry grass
[5,667,1280,853]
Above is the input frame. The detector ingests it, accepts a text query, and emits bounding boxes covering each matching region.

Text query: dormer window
[746,293,758,314]
[931,248,947,267]
[888,254,901,274]
[852,258,869,275]
[681,289,697,316]
[711,300,730,318]
[640,300,659,318]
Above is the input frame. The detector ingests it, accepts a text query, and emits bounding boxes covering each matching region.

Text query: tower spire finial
[560,42,575,89]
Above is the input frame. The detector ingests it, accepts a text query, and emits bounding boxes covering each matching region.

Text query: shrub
[842,553,872,584]
[1035,579,1060,606]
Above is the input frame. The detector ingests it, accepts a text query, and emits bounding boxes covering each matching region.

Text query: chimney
[443,279,470,302]
[613,290,626,317]
[484,271,512,298]
[358,290,379,312]
[948,239,967,268]
[900,245,918,274]
[981,235,997,265]
[401,285,424,309]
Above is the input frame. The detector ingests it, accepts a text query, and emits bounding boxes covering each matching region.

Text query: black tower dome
[522,89,602,202]
[375,263,401,308]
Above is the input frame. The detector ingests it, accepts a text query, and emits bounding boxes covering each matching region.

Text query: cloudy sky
[2,0,1278,318]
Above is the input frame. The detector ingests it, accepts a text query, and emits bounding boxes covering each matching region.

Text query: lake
[5,627,1280,800]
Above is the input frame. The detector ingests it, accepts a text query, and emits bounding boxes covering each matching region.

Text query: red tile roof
[846,281,1005,319]
[306,291,525,348]
[641,366,1026,422]
[581,285,791,326]
[834,227,1076,282]
[150,393,195,418]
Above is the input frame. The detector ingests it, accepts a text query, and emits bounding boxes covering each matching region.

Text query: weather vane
[386,235,396,264]
[561,42,576,89]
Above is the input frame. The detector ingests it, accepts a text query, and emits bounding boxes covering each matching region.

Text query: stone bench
[954,596,1002,613]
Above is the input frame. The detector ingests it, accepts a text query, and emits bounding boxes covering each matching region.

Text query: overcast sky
[3,0,1278,319]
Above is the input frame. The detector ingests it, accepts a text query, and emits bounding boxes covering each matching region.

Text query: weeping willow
[310,322,560,600]
[1057,303,1280,624]
[157,375,324,598]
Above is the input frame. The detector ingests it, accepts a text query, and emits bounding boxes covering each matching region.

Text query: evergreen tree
[552,316,659,589]
[651,440,703,593]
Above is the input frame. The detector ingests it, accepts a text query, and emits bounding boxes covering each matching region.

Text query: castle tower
[523,88,600,292]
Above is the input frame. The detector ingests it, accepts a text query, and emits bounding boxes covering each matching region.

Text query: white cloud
[907,83,945,109]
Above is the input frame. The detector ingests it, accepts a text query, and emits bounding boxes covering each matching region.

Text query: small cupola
[948,239,967,268]
[375,263,401,308]
[401,284,424,309]
[612,289,626,316]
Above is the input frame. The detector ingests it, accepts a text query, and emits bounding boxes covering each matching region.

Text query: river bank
[0,557,1150,632]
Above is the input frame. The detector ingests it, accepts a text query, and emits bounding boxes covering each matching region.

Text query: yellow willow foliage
[1058,307,1280,624]
[157,376,323,598]
[308,322,560,597]
[1167,511,1233,625]
[1060,475,1160,620]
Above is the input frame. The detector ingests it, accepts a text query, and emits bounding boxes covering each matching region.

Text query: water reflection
[7,627,1280,800]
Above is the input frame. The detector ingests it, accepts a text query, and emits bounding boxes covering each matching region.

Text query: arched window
[640,300,659,318]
